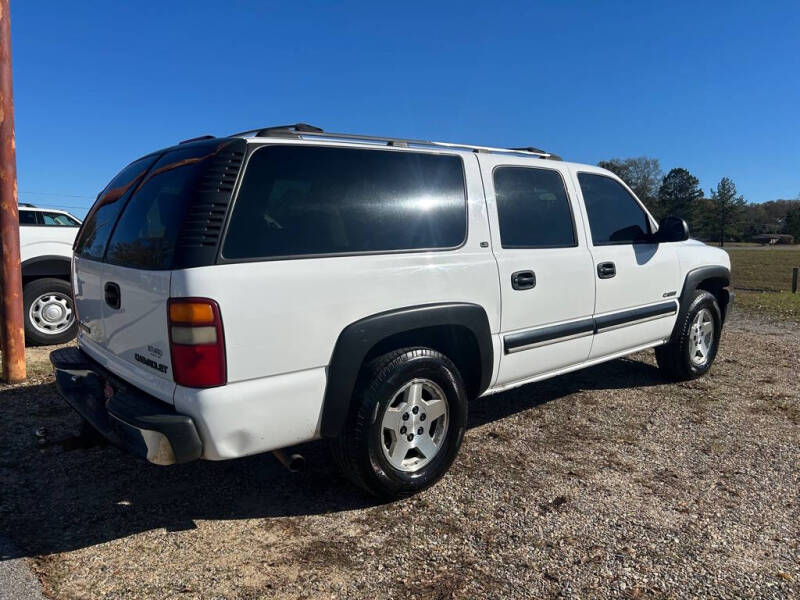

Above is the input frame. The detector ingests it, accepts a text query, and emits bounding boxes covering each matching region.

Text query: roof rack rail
[511,146,562,161]
[258,123,324,136]
[228,122,324,139]
[179,134,215,145]
[231,123,560,159]
[18,202,36,207]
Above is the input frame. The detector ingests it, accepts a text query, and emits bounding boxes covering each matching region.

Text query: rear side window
[105,143,224,269]
[578,173,651,245]
[19,210,37,225]
[75,155,158,260]
[493,167,576,248]
[222,145,466,260]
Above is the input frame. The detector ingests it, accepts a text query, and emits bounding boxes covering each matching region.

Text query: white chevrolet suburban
[18,204,82,344]
[50,124,732,498]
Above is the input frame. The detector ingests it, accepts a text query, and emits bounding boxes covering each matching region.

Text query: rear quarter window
[222,145,467,260]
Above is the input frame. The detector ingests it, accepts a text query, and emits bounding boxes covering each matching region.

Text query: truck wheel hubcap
[30,292,74,335]
[380,378,448,472]
[689,308,714,367]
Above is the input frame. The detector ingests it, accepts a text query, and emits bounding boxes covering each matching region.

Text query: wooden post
[0,0,25,383]
[793,267,798,294]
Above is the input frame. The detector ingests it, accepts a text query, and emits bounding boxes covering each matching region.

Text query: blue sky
[11,1,800,217]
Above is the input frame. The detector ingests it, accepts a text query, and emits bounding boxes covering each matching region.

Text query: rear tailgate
[72,139,246,403]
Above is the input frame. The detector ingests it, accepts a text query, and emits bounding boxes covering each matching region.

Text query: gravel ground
[1,311,798,599]
[0,535,45,600]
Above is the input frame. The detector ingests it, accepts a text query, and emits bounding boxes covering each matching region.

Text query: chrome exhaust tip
[272,449,305,473]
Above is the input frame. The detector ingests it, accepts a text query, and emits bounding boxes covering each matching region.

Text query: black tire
[330,347,468,499]
[23,278,78,346]
[655,289,722,381]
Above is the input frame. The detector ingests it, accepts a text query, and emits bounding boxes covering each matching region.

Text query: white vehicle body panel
[174,366,327,459]
[20,228,76,263]
[19,208,81,263]
[80,334,177,404]
[590,300,679,360]
[172,252,501,384]
[74,262,176,404]
[72,256,105,343]
[675,240,731,287]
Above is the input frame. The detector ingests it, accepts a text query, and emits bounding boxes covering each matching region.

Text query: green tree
[597,157,663,215]
[784,205,800,242]
[657,168,704,230]
[740,198,800,239]
[703,177,746,246]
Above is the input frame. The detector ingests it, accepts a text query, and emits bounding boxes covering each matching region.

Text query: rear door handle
[511,270,536,290]
[104,282,121,309]
[597,262,616,279]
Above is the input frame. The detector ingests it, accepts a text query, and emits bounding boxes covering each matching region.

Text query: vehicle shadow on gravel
[468,356,663,429]
[0,356,664,558]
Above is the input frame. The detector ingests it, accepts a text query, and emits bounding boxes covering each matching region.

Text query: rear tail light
[168,298,226,388]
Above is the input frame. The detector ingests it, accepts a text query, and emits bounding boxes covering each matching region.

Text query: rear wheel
[23,278,78,346]
[331,347,467,499]
[655,290,721,381]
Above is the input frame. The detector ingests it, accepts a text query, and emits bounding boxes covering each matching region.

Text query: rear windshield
[104,144,225,269]
[75,155,158,260]
[221,145,466,260]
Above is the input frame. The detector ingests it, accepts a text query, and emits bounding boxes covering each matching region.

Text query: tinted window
[75,155,158,260]
[578,173,651,245]
[494,167,575,248]
[19,210,38,225]
[105,144,222,269]
[41,212,80,226]
[222,146,466,259]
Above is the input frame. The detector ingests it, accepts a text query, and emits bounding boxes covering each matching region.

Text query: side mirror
[654,216,689,243]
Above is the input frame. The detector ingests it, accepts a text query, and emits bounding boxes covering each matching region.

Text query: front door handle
[597,262,616,279]
[511,270,536,290]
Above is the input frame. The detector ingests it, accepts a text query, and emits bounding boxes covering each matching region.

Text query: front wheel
[655,290,722,381]
[23,278,78,346]
[331,347,468,499]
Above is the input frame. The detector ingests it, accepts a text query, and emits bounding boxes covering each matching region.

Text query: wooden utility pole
[0,0,25,383]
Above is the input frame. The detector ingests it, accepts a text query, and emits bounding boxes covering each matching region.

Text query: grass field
[726,247,800,291]
[724,246,800,321]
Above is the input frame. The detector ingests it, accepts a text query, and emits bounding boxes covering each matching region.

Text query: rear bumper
[49,347,202,465]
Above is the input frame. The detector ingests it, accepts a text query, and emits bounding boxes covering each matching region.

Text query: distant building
[750,233,794,245]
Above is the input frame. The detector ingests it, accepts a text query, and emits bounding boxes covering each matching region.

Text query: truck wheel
[331,347,468,499]
[655,289,722,381]
[23,278,78,346]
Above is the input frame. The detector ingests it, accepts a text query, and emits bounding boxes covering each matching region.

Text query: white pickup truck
[18,204,82,344]
[50,125,732,498]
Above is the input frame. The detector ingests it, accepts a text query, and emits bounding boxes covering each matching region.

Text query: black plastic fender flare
[672,265,731,341]
[21,255,72,279]
[320,302,493,438]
